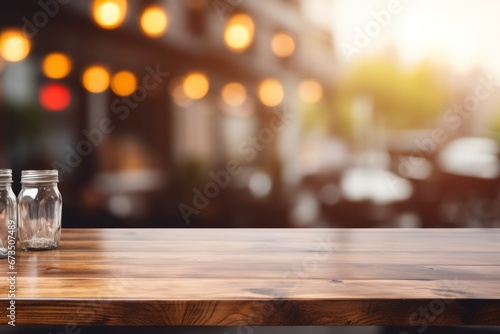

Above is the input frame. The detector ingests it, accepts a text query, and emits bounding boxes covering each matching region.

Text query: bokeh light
[169,77,193,107]
[271,32,295,58]
[0,29,31,62]
[258,78,284,107]
[183,72,209,100]
[298,79,323,104]
[82,65,110,93]
[140,5,168,38]
[249,172,272,198]
[92,0,127,29]
[39,83,71,112]
[42,53,72,79]
[221,82,247,107]
[111,70,137,96]
[224,13,254,52]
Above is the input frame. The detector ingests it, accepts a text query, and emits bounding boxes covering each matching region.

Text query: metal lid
[21,170,59,184]
[0,169,13,183]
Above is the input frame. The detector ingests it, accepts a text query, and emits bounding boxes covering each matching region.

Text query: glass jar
[0,169,17,258]
[18,170,62,251]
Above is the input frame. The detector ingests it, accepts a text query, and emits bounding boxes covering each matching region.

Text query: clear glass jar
[18,170,62,251]
[0,169,17,258]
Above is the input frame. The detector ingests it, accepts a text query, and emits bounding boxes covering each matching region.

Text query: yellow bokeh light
[42,53,72,79]
[224,13,254,52]
[0,29,31,62]
[140,5,168,38]
[82,65,110,93]
[92,0,127,29]
[298,79,324,104]
[183,72,209,100]
[111,71,137,96]
[258,78,284,107]
[271,32,295,58]
[221,82,247,107]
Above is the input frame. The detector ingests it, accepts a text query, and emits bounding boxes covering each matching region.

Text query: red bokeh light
[39,83,71,111]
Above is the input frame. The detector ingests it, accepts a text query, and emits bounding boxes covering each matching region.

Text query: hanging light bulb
[258,78,284,107]
[42,53,72,79]
[271,32,295,58]
[224,13,254,53]
[82,65,110,93]
[140,5,168,38]
[0,29,31,62]
[183,72,209,100]
[221,82,247,107]
[92,0,127,30]
[111,71,137,96]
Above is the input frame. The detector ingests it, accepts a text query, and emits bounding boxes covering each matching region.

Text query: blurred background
[3,1,500,334]
[2,0,500,231]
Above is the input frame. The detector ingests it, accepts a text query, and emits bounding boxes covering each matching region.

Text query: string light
[0,29,31,62]
[111,71,137,96]
[271,32,295,58]
[42,53,72,79]
[258,78,284,107]
[92,0,127,29]
[140,5,168,38]
[221,82,247,107]
[183,72,209,100]
[224,13,254,52]
[82,65,110,93]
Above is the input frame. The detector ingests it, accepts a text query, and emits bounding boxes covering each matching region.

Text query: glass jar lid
[21,170,59,184]
[0,169,13,183]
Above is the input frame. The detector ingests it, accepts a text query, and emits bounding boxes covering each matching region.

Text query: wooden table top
[1,228,499,326]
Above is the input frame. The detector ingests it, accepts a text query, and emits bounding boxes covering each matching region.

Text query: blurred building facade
[0,0,337,227]
[3,1,500,229]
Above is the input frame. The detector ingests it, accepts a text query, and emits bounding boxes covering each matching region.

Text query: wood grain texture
[0,228,499,326]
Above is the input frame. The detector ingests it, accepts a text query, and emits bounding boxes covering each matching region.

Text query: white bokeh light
[249,172,272,198]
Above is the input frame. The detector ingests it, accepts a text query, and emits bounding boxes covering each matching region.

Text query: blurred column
[2,60,37,167]
[352,96,375,166]
[278,82,302,186]
[86,92,108,131]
